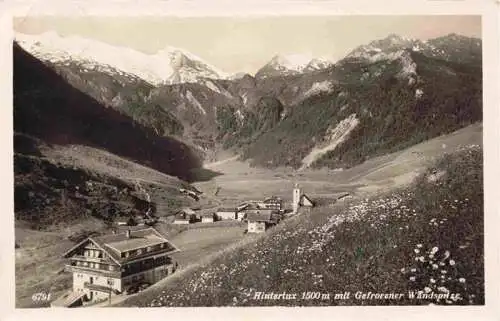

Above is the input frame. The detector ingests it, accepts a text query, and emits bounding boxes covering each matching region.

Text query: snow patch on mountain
[235,109,245,124]
[299,114,360,170]
[271,54,314,72]
[415,88,424,99]
[241,92,249,106]
[303,81,334,98]
[204,80,233,99]
[204,80,221,94]
[15,31,228,85]
[186,90,206,115]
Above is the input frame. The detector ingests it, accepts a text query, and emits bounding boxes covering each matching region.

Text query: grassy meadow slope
[119,125,483,307]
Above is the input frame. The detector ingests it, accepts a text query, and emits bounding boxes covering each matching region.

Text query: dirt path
[203,155,240,169]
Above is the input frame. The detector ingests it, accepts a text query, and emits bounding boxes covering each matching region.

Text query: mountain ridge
[15,31,229,85]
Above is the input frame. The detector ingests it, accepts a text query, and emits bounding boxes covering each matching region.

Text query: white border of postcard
[0,1,499,321]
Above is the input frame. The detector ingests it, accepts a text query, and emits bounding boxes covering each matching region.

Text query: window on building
[147,246,152,252]
[136,249,143,255]
[160,243,165,249]
[109,265,115,272]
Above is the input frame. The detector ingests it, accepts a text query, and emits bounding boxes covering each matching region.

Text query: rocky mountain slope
[347,33,482,65]
[15,33,482,170]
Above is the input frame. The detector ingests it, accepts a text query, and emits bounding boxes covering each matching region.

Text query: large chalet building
[58,228,179,306]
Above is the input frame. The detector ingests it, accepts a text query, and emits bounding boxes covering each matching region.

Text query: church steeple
[293,183,301,214]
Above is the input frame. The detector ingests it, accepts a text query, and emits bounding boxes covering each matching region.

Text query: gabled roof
[246,211,274,222]
[217,207,237,212]
[300,194,315,206]
[264,196,282,203]
[181,207,196,215]
[63,227,178,265]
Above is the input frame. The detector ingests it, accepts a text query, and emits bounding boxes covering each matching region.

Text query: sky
[13,16,481,74]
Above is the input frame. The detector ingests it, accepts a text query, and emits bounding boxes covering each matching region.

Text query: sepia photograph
[9,9,493,313]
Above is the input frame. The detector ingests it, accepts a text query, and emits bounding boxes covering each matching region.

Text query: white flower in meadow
[449,260,456,266]
[411,268,417,272]
[459,278,466,283]
[443,250,451,259]
[414,249,420,254]
[409,276,416,281]
[431,247,439,254]
[441,270,447,274]
[430,278,436,283]
[400,268,405,273]
[424,287,432,293]
[437,286,449,293]
[417,244,423,248]
[432,264,439,269]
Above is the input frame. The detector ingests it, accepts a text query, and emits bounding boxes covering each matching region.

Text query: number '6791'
[31,292,51,302]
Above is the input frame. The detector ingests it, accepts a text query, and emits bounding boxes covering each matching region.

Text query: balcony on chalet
[121,255,172,277]
[65,261,121,278]
[66,253,173,278]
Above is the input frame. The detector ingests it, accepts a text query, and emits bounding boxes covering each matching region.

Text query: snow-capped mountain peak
[270,54,314,72]
[255,53,335,78]
[344,33,481,65]
[15,31,228,85]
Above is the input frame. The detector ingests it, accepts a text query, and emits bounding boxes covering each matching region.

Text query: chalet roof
[237,203,250,209]
[245,208,275,214]
[63,228,178,265]
[51,291,86,307]
[246,211,274,222]
[217,207,237,212]
[244,203,261,210]
[181,207,196,215]
[105,236,165,253]
[264,196,282,203]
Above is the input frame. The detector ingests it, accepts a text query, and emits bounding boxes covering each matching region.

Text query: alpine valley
[13,30,483,308]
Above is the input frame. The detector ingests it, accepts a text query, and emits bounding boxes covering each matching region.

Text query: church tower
[293,183,301,214]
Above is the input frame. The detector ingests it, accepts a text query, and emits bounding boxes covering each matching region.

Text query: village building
[292,184,315,213]
[258,196,284,212]
[201,213,216,223]
[173,208,197,224]
[236,202,250,212]
[246,210,280,233]
[179,188,201,201]
[216,207,238,220]
[54,228,179,307]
